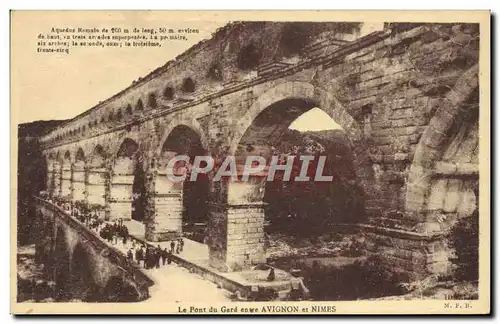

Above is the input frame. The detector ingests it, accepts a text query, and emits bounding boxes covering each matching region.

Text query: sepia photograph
[10,10,490,315]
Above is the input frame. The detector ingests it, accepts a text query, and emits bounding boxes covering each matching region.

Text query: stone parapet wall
[35,197,154,301]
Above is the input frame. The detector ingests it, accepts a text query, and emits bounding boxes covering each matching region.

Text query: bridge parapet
[34,196,154,301]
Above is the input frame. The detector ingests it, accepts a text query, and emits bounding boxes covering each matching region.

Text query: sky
[11,11,228,124]
[11,12,384,129]
[289,108,343,131]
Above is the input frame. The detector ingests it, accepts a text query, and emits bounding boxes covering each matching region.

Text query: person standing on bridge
[146,246,154,269]
[155,245,161,268]
[267,268,276,281]
[179,237,184,253]
[127,249,133,261]
[161,248,168,266]
[170,240,176,254]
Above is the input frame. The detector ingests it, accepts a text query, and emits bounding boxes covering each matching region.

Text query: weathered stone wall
[38,22,480,279]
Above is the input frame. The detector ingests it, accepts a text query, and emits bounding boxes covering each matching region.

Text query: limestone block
[443,179,462,213]
[427,179,447,211]
[457,186,477,217]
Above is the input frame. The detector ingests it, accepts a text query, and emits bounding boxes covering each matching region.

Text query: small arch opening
[182,78,195,93]
[148,93,157,109]
[207,63,223,81]
[163,87,174,100]
[237,42,262,70]
[280,23,312,57]
[136,99,144,111]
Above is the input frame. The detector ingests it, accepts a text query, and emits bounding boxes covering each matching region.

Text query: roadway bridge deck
[39,198,295,301]
[124,219,295,300]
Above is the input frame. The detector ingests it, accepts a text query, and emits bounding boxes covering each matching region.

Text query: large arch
[53,227,71,301]
[229,81,363,155]
[69,243,96,300]
[405,64,480,221]
[101,275,140,302]
[228,80,371,211]
[146,121,210,241]
[208,81,368,272]
[154,116,209,160]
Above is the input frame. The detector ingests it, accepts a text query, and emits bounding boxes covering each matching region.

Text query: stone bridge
[38,22,480,279]
[33,197,154,301]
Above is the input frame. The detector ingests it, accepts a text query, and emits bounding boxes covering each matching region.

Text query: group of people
[128,245,172,269]
[99,220,130,245]
[49,197,105,232]
[45,194,192,272]
[125,237,185,269]
[171,238,185,254]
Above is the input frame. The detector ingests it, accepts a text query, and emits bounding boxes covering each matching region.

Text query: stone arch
[69,242,96,300]
[148,92,158,109]
[101,275,140,302]
[90,144,106,168]
[114,138,140,160]
[111,132,142,160]
[163,86,174,100]
[229,81,363,155]
[53,226,71,300]
[147,118,211,241]
[75,147,86,163]
[63,150,71,161]
[405,64,479,215]
[237,42,262,70]
[208,81,369,272]
[155,117,209,160]
[228,80,370,204]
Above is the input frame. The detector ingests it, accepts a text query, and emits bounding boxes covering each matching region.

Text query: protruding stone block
[87,168,107,206]
[145,174,183,241]
[208,202,266,272]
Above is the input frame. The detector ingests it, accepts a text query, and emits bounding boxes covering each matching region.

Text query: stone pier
[146,173,183,241]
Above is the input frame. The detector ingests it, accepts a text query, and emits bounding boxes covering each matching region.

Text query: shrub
[448,211,479,282]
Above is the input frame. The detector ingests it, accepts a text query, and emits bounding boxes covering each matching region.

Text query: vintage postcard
[10,10,490,315]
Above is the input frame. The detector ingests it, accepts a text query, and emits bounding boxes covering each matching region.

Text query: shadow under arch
[69,243,97,301]
[53,227,71,301]
[101,275,140,302]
